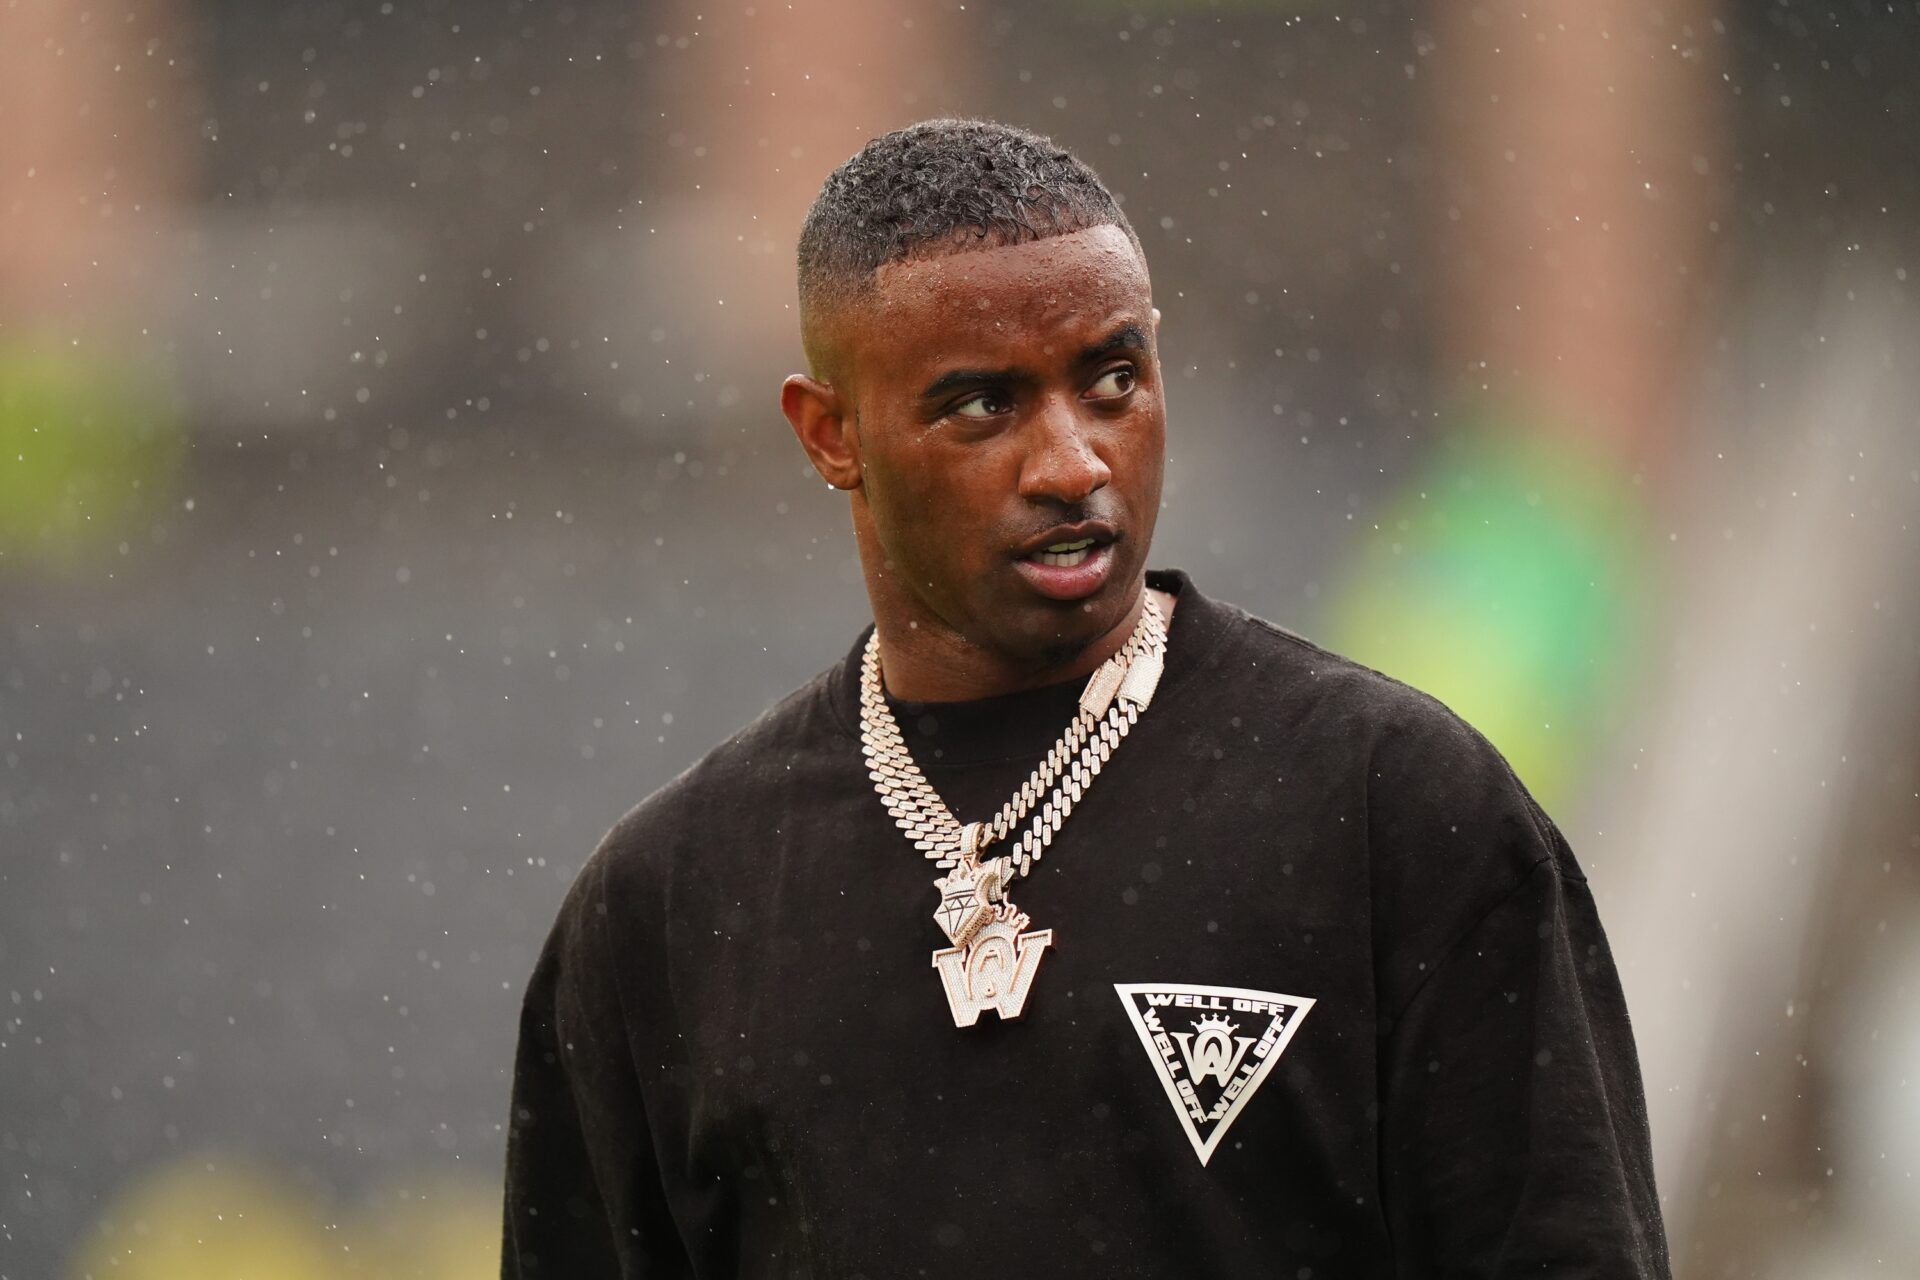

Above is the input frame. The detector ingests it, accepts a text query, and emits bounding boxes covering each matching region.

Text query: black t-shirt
[501,568,1670,1278]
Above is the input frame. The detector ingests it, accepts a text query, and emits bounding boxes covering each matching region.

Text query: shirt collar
[825,567,1233,767]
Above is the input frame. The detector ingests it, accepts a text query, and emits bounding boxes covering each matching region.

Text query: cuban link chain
[859,595,1168,1026]
[858,594,1168,879]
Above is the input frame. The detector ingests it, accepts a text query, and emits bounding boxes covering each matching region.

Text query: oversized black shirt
[500,568,1670,1278]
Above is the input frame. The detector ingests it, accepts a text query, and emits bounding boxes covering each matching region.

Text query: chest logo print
[1114,982,1315,1166]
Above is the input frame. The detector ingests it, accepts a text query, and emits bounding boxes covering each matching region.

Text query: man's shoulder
[1207,592,1508,763]
[1208,590,1567,865]
[1207,594,1585,1008]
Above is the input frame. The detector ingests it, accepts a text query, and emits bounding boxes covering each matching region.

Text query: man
[501,118,1670,1278]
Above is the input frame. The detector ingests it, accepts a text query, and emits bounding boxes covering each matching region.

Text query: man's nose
[1016,394,1112,505]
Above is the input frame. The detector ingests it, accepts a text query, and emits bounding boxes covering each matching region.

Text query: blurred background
[2,0,1915,1275]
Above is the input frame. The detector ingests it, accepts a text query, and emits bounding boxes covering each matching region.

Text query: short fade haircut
[796,117,1143,381]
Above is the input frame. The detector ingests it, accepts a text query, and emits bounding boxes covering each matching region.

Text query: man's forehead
[869,223,1146,311]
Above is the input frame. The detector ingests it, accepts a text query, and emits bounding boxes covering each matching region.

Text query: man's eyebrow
[919,365,1020,402]
[1081,323,1149,361]
[916,323,1150,402]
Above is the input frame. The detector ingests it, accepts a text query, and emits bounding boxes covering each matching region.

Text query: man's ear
[781,374,862,490]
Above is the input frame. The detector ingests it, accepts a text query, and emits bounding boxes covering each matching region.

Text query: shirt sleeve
[1376,821,1671,1278]
[500,849,692,1278]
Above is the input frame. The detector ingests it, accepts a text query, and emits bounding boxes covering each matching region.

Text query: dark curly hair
[797,118,1142,379]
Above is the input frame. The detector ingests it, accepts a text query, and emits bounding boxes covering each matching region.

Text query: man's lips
[1012,519,1119,561]
[1012,539,1118,602]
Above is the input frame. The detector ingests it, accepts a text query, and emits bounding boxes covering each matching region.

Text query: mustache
[1007,500,1122,538]
[1000,501,1126,557]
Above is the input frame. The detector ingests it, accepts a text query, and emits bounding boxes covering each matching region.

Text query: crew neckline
[823,568,1234,767]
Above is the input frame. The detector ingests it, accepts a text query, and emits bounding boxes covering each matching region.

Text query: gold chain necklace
[858,595,1168,1027]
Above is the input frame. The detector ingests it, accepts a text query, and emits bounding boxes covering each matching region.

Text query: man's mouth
[1026,537,1098,568]
[1012,526,1120,601]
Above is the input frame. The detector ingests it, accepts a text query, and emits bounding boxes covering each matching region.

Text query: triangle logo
[1114,982,1315,1167]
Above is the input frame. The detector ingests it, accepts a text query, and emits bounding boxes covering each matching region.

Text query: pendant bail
[958,819,988,868]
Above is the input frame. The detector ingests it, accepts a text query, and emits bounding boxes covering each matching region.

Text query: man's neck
[872,583,1177,702]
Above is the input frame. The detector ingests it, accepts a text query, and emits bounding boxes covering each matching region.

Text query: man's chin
[997,585,1136,668]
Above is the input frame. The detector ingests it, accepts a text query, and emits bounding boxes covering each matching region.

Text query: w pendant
[930,909,1054,1028]
[929,827,1051,1027]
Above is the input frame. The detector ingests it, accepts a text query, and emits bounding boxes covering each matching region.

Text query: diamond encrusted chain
[858,594,1168,879]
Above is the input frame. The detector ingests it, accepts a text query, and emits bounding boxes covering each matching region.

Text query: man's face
[837,223,1165,666]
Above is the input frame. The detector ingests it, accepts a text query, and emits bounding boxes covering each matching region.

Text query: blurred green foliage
[0,340,184,572]
[1324,411,1656,812]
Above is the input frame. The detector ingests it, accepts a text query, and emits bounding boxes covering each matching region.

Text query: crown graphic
[932,856,1015,947]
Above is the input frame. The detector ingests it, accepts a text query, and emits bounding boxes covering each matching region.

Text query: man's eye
[952,391,1011,420]
[1089,367,1136,398]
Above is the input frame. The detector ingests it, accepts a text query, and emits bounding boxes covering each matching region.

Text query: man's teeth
[1031,538,1098,568]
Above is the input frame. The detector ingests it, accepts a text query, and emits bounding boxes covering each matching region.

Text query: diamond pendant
[931,854,1012,948]
[929,827,1051,1026]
